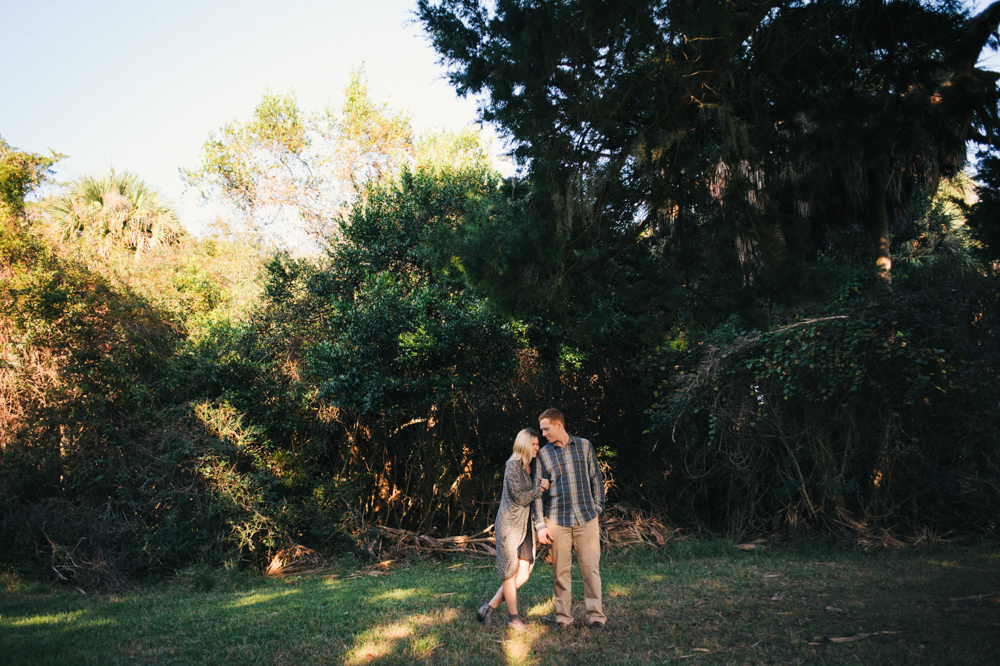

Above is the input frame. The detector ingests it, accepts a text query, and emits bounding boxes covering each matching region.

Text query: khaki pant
[545,516,605,626]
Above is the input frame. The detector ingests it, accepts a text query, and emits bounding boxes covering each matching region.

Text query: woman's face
[531,437,540,459]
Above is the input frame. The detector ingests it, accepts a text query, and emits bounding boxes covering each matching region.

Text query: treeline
[4,1,1000,589]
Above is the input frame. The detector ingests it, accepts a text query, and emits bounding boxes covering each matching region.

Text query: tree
[419,0,1000,306]
[245,163,521,532]
[44,169,180,256]
[181,69,415,248]
[0,136,60,221]
[728,0,1000,283]
[965,150,1000,265]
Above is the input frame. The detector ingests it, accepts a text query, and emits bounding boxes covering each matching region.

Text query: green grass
[1,540,998,664]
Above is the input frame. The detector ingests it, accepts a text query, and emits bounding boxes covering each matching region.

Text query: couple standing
[477,408,606,631]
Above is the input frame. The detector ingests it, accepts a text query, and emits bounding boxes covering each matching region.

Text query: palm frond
[45,169,180,255]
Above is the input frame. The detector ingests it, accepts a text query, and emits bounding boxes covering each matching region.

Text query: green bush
[648,271,1000,537]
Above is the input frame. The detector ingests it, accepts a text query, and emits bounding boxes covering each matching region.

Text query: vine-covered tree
[419,0,1000,537]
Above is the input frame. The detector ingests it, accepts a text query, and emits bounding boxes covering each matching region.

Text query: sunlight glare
[527,598,555,617]
[371,587,420,602]
[7,610,111,628]
[227,589,298,608]
[345,608,458,665]
[504,629,535,663]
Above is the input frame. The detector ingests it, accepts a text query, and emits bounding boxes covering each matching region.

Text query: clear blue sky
[0,0,489,230]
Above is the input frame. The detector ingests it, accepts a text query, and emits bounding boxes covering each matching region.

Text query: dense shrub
[647,270,1000,537]
[0,221,353,586]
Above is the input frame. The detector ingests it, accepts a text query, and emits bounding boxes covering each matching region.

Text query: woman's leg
[489,558,533,609]
[514,559,532,589]
[488,583,504,608]
[503,559,534,616]
[501,574,519,616]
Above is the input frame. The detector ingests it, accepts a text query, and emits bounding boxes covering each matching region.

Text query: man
[533,408,606,628]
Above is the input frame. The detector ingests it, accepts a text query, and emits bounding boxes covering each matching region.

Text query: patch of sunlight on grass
[372,587,421,602]
[606,582,631,597]
[411,633,445,657]
[227,589,298,608]
[7,610,112,629]
[647,573,665,582]
[503,624,542,664]
[345,608,458,666]
[385,622,417,640]
[527,597,554,618]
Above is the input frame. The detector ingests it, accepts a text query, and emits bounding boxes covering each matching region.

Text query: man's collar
[552,433,574,448]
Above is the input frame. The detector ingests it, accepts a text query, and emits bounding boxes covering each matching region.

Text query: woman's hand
[539,478,550,491]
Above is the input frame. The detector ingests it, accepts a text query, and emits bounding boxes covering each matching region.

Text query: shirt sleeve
[532,453,547,531]
[587,439,606,513]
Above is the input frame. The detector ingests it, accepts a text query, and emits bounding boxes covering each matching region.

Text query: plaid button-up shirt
[533,434,605,529]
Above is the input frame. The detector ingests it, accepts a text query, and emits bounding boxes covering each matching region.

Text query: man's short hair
[539,408,564,425]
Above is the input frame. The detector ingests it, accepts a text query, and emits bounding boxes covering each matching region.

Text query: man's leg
[574,516,605,625]
[546,518,574,625]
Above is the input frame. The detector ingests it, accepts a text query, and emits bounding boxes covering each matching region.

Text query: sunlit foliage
[45,169,180,256]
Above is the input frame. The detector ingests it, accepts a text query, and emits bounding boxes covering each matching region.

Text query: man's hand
[539,478,550,491]
[537,527,552,545]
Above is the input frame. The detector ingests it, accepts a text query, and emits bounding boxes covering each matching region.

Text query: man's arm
[587,439,606,513]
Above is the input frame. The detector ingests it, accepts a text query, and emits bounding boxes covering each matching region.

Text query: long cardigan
[494,457,545,581]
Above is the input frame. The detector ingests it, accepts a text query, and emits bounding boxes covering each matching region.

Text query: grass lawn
[1,540,997,665]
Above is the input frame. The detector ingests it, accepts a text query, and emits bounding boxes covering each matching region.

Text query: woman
[477,428,550,631]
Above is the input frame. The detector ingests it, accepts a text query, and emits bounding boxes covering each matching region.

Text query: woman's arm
[505,461,545,506]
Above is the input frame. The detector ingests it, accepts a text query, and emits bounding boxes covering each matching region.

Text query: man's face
[539,418,563,444]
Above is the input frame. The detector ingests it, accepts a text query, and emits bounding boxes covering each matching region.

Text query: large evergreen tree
[419,0,1000,308]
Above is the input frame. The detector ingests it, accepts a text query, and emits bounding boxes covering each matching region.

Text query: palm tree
[46,170,180,255]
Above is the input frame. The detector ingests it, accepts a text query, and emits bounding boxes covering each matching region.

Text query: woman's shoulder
[506,458,534,480]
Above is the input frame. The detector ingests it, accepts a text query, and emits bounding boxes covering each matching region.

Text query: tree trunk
[867,171,892,284]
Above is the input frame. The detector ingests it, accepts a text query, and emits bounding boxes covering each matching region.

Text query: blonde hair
[510,428,538,467]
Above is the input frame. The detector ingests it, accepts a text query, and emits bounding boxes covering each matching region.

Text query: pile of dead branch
[359,525,497,561]
[265,544,325,576]
[355,503,676,561]
[835,510,959,550]
[599,503,677,549]
[49,540,137,594]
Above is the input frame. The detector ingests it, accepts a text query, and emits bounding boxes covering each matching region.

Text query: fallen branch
[355,503,678,561]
